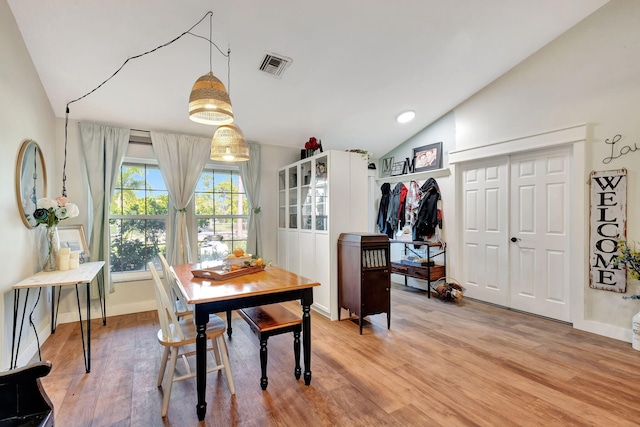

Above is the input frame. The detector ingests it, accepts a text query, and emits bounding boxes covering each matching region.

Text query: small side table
[10,261,106,373]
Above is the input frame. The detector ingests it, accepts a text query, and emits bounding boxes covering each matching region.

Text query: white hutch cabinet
[277,150,368,320]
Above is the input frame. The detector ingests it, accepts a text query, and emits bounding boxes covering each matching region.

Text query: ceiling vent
[259,52,292,78]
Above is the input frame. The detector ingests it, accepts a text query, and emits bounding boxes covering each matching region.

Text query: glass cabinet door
[314,155,328,231]
[278,169,286,228]
[288,165,298,229]
[300,160,313,230]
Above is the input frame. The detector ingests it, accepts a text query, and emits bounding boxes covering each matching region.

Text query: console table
[389,240,446,297]
[10,261,106,373]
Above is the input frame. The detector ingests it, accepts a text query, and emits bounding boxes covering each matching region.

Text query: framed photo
[316,161,327,178]
[58,224,90,259]
[412,142,442,173]
[379,156,393,178]
[390,161,405,176]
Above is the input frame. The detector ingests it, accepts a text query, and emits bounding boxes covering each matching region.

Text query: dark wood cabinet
[338,233,391,334]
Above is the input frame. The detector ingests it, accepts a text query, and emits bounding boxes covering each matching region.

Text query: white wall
[453,0,640,338]
[0,0,57,369]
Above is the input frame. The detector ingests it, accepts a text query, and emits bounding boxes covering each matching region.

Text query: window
[109,161,248,274]
[194,168,249,261]
[109,162,168,273]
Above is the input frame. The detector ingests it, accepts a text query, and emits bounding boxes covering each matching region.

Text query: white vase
[633,310,640,351]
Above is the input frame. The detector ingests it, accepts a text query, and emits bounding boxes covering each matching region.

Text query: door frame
[449,124,587,326]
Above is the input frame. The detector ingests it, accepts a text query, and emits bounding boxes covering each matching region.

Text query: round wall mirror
[15,139,47,228]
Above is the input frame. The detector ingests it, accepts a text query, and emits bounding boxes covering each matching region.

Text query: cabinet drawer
[391,262,445,281]
[391,263,409,275]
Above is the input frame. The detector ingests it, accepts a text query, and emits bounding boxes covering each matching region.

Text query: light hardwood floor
[38,285,640,426]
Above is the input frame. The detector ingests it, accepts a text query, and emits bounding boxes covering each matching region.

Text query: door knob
[510,237,520,243]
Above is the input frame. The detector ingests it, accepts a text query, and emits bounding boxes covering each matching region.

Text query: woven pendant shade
[211,123,249,161]
[189,72,234,125]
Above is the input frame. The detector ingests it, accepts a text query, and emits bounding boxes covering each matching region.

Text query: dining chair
[158,253,193,318]
[149,262,235,417]
[157,253,223,366]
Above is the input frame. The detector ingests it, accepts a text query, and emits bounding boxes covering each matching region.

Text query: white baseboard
[573,319,631,343]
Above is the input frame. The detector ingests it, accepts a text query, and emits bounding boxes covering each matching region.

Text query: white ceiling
[8,0,608,158]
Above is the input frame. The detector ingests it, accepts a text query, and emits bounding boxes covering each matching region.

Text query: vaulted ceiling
[8,0,608,158]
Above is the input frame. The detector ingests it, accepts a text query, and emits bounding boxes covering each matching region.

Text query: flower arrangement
[33,196,79,228]
[616,240,640,300]
[304,137,322,152]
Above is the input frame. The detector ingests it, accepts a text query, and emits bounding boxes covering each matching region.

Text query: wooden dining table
[172,263,320,421]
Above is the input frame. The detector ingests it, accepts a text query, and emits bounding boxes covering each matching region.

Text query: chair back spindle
[149,263,184,342]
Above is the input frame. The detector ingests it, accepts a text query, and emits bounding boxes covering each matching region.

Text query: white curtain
[79,123,130,294]
[150,132,211,265]
[240,142,262,257]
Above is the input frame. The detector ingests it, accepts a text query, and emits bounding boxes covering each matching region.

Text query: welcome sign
[589,169,627,292]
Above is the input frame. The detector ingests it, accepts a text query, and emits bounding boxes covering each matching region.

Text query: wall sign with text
[589,169,627,292]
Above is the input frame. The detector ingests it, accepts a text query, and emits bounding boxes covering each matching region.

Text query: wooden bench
[238,304,302,390]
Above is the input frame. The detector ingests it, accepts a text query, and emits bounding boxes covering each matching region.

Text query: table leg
[52,286,62,334]
[97,268,106,325]
[51,286,56,334]
[195,309,208,421]
[302,302,312,385]
[11,289,29,369]
[87,281,91,373]
[74,284,90,373]
[226,309,232,338]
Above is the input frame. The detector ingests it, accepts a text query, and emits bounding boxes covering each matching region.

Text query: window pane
[215,192,231,215]
[146,190,169,215]
[194,191,214,215]
[109,218,166,272]
[121,164,145,190]
[231,192,250,215]
[121,189,145,215]
[196,170,213,192]
[146,166,166,191]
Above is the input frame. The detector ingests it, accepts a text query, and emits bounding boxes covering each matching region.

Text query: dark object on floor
[0,360,54,426]
[239,304,302,390]
[431,277,465,301]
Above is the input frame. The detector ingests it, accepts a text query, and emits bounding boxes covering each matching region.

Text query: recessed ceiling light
[396,110,415,123]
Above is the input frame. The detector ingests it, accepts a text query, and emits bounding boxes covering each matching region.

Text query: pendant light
[188,72,234,125]
[210,43,250,161]
[188,14,234,125]
[210,123,249,161]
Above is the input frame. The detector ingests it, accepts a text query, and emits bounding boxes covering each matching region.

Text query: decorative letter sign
[589,169,627,292]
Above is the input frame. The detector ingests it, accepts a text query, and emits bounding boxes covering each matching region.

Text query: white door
[509,148,571,321]
[460,147,572,322]
[461,159,510,306]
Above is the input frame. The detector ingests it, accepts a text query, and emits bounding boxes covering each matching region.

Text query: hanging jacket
[412,177,441,241]
[387,182,406,235]
[405,180,423,228]
[377,183,393,237]
[397,183,408,231]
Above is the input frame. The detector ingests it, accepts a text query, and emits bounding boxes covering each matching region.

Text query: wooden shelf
[375,167,450,184]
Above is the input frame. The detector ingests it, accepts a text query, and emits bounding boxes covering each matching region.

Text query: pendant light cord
[61,10,229,197]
